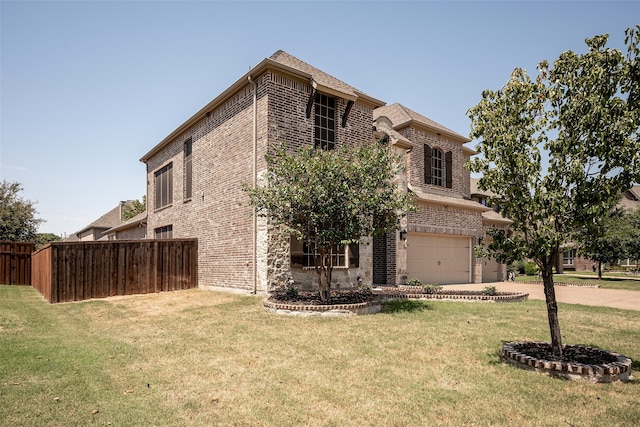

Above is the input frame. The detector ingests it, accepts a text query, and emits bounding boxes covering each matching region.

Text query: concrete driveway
[447,282,640,311]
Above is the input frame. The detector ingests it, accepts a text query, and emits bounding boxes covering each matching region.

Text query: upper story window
[155,225,173,239]
[431,148,444,186]
[314,93,335,150]
[184,139,192,200]
[154,163,173,210]
[424,144,453,189]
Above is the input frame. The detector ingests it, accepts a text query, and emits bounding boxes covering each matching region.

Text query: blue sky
[1,0,638,237]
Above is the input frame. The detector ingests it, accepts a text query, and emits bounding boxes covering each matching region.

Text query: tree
[576,209,634,279]
[244,142,415,302]
[625,208,640,266]
[34,233,62,249]
[467,27,640,357]
[122,196,146,221]
[0,180,43,242]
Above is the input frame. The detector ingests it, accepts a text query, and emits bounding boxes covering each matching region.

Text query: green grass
[516,273,640,291]
[1,285,640,426]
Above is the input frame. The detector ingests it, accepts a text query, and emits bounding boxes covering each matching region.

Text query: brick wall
[408,202,483,237]
[145,68,378,292]
[402,127,470,198]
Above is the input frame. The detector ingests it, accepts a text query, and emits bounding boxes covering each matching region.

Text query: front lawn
[1,285,639,426]
[516,273,640,291]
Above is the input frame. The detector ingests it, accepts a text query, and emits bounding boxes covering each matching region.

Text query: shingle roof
[408,185,491,212]
[373,103,470,143]
[70,201,134,237]
[470,177,497,197]
[105,211,147,234]
[269,50,372,102]
[141,50,384,163]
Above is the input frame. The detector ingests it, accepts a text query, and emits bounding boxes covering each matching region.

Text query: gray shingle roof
[374,103,470,143]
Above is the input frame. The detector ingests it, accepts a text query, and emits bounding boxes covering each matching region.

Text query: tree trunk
[597,260,602,280]
[315,248,331,302]
[540,259,563,357]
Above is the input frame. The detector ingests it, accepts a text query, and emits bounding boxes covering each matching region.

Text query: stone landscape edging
[263,289,529,316]
[518,281,599,288]
[502,341,632,383]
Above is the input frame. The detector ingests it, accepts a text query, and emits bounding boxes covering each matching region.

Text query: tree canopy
[0,180,43,242]
[467,27,640,356]
[576,208,635,279]
[122,196,146,221]
[244,141,415,301]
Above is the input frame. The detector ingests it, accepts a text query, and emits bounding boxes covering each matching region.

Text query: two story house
[140,50,500,293]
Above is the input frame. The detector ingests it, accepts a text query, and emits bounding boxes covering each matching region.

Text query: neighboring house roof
[66,201,135,241]
[140,50,385,163]
[618,184,640,212]
[408,184,491,212]
[374,103,472,145]
[104,211,147,235]
[481,209,513,225]
[470,177,496,198]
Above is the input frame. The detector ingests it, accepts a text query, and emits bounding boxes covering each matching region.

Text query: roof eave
[140,58,384,163]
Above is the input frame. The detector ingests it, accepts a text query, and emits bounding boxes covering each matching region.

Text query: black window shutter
[424,144,432,184]
[348,244,359,268]
[445,151,453,188]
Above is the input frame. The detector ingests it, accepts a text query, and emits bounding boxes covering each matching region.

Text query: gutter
[249,74,258,294]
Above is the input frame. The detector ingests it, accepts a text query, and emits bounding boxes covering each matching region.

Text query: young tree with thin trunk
[467,27,640,357]
[244,141,415,302]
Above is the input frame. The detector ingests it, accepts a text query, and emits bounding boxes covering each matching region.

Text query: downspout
[249,74,258,294]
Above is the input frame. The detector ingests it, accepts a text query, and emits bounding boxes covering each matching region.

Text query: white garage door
[407,233,471,285]
[482,257,501,283]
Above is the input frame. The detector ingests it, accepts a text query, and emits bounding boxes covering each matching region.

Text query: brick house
[140,51,499,293]
[559,185,640,272]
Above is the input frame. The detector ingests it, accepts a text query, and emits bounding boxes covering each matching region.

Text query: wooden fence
[31,239,198,303]
[0,241,35,285]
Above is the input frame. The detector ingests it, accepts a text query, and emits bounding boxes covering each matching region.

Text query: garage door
[406,233,471,285]
[482,257,501,283]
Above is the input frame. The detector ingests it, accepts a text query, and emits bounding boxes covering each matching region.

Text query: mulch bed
[269,289,376,306]
[509,341,618,365]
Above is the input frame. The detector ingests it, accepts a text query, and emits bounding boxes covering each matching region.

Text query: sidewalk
[447,282,640,311]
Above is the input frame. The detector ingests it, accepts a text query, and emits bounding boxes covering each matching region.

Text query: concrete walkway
[447,282,640,311]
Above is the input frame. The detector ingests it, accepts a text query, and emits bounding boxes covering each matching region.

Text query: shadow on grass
[382,299,431,313]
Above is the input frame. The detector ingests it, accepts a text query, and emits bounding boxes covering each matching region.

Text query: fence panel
[30,239,197,303]
[0,241,35,285]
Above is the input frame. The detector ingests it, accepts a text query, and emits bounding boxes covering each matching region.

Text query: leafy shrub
[422,283,442,294]
[284,282,299,300]
[511,261,526,274]
[407,278,422,287]
[524,262,539,276]
[482,285,498,296]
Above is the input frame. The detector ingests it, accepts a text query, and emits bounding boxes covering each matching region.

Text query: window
[154,225,173,239]
[424,145,453,188]
[563,249,575,266]
[314,93,335,150]
[290,237,359,268]
[184,139,192,200]
[431,148,444,187]
[154,163,173,210]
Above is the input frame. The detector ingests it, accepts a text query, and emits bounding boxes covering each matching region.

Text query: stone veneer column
[474,257,483,284]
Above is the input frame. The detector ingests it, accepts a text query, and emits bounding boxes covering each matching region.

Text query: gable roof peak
[374,103,470,143]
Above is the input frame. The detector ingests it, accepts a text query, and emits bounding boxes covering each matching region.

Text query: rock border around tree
[502,341,633,383]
